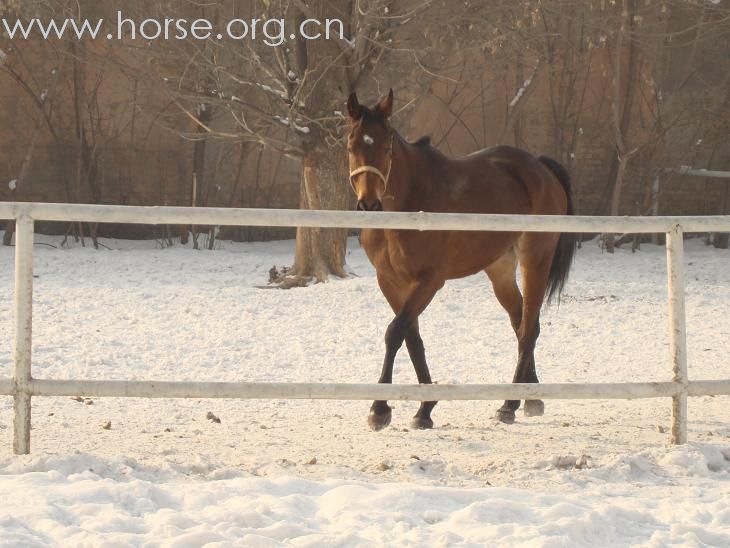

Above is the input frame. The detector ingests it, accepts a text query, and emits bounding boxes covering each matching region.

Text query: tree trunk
[290,145,349,282]
[597,0,638,217]
[713,181,730,249]
[276,0,354,285]
[604,0,638,253]
[3,101,45,246]
[649,173,660,245]
[2,218,14,247]
[190,108,210,250]
[605,153,630,253]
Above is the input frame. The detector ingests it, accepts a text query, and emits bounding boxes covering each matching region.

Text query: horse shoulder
[363,227,448,282]
[360,228,394,272]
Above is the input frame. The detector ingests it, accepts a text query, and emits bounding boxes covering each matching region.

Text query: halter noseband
[348,134,394,193]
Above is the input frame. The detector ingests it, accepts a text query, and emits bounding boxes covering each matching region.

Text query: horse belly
[444,231,518,279]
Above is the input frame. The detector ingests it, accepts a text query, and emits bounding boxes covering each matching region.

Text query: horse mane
[412,135,432,148]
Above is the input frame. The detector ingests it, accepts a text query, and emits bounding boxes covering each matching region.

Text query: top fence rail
[1,202,729,234]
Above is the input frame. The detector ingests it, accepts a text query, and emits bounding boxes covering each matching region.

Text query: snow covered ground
[0,232,729,546]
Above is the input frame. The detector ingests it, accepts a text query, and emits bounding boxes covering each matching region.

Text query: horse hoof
[368,410,392,431]
[524,399,545,417]
[410,416,434,430]
[495,408,516,424]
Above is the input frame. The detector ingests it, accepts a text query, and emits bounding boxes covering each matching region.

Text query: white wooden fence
[2,202,730,455]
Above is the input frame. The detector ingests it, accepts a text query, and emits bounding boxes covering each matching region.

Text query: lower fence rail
[0,379,702,400]
[2,378,729,400]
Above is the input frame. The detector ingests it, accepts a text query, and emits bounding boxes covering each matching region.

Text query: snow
[510,77,532,107]
[509,60,543,108]
[509,83,529,107]
[1,234,729,545]
[256,82,288,101]
[274,115,310,134]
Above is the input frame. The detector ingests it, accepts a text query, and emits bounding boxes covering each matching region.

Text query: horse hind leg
[486,253,525,424]
[506,241,556,423]
[486,250,546,424]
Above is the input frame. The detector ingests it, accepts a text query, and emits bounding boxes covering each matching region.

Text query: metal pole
[13,215,34,455]
[666,224,688,444]
[677,166,730,179]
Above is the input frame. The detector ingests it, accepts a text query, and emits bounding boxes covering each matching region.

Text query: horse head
[346,89,394,212]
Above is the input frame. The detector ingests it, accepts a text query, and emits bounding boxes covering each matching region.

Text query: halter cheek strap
[348,134,394,193]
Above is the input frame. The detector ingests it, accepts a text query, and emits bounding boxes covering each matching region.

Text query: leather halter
[348,134,394,193]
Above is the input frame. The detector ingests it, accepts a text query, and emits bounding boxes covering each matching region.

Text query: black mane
[412,135,432,148]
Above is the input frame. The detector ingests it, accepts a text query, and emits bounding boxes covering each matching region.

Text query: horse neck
[385,133,430,211]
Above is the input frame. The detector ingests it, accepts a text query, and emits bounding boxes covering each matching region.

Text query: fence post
[666,224,688,444]
[13,215,34,455]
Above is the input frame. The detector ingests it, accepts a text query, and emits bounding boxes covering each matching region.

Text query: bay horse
[346,89,576,430]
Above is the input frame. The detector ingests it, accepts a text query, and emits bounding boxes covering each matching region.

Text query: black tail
[538,156,577,306]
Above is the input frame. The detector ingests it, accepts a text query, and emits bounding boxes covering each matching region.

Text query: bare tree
[601,0,730,251]
[123,0,439,283]
[1,1,64,245]
[1,0,144,247]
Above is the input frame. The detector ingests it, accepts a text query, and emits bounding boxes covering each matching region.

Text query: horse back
[362,144,570,284]
[448,145,568,216]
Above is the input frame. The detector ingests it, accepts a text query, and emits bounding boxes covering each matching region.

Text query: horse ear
[347,92,362,120]
[376,89,394,118]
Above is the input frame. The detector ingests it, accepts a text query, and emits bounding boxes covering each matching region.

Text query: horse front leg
[405,320,437,429]
[369,273,444,431]
[368,314,409,430]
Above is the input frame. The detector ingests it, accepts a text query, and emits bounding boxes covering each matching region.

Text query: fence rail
[2,202,730,454]
[2,201,730,233]
[0,379,697,400]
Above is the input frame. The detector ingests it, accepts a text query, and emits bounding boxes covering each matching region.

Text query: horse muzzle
[356,199,383,212]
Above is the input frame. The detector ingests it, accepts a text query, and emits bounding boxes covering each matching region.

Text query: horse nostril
[357,199,382,211]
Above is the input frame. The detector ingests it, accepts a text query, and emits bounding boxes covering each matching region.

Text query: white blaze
[363,134,374,145]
